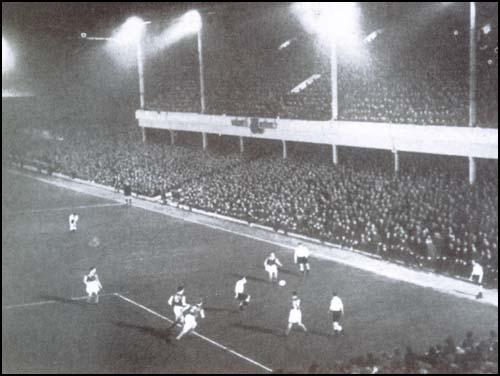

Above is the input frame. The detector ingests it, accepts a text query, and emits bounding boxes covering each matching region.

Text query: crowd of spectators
[5,127,498,287]
[176,147,497,286]
[280,330,498,374]
[5,124,241,197]
[145,6,497,127]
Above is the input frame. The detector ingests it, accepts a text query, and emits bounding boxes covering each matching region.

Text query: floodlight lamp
[182,10,202,34]
[115,16,146,45]
[2,37,15,74]
[293,2,360,41]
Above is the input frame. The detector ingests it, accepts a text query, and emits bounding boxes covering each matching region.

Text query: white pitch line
[114,293,274,373]
[3,202,123,216]
[135,204,295,251]
[9,169,497,306]
[6,168,290,250]
[2,292,118,310]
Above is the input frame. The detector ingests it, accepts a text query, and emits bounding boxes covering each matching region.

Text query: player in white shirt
[264,252,283,283]
[83,266,103,304]
[294,242,311,275]
[234,276,251,311]
[329,292,344,335]
[168,286,188,328]
[69,213,79,232]
[285,292,307,335]
[470,260,484,299]
[176,299,205,340]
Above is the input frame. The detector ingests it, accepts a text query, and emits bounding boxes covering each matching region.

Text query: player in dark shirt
[263,252,283,283]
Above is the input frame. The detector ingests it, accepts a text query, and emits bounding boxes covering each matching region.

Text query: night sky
[2,2,497,124]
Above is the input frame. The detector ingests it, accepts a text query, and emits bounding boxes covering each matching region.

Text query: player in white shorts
[294,242,311,275]
[329,292,344,335]
[264,252,283,283]
[69,212,79,232]
[234,276,251,311]
[470,260,484,299]
[168,286,188,328]
[176,299,205,340]
[285,292,307,335]
[83,266,103,303]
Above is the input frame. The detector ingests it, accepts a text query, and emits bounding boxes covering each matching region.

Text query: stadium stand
[5,127,498,287]
[145,5,497,127]
[290,330,498,374]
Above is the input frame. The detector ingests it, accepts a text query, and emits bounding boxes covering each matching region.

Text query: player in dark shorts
[234,276,251,311]
[329,292,344,335]
[294,243,311,275]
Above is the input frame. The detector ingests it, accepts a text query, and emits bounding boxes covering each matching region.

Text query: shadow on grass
[114,321,173,344]
[228,272,269,284]
[279,268,302,277]
[37,295,88,306]
[204,306,239,314]
[308,329,332,339]
[230,322,285,337]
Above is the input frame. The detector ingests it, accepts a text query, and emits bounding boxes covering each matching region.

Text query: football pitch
[2,169,498,373]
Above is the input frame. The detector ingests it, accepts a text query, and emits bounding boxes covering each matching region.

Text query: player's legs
[176,326,189,340]
[239,294,250,311]
[333,321,343,335]
[85,285,92,302]
[266,269,273,282]
[171,311,184,327]
[176,320,191,340]
[271,267,278,282]
[298,321,307,332]
[176,319,196,340]
[285,322,294,336]
[331,311,342,333]
[305,262,310,273]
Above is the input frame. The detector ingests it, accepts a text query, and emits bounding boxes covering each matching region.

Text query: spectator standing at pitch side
[113,174,121,193]
[123,179,132,206]
[426,235,437,270]
[470,260,484,299]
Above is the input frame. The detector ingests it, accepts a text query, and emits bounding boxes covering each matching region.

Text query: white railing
[136,110,498,159]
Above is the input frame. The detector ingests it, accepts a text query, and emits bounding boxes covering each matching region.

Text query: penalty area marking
[2,292,118,310]
[114,293,274,373]
[3,202,124,216]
